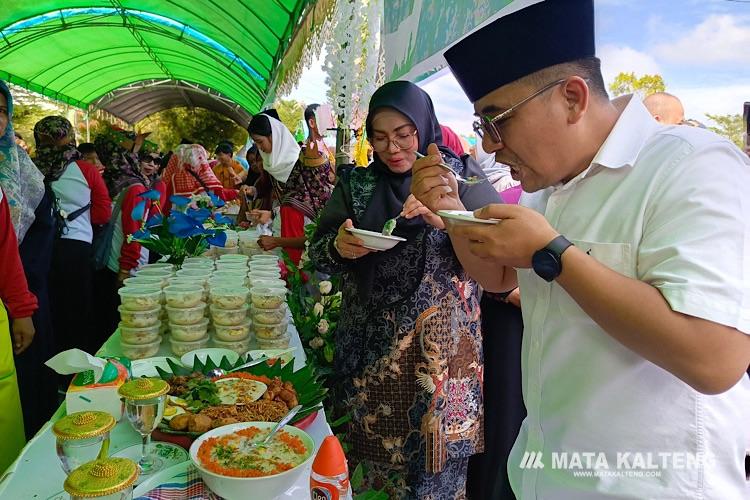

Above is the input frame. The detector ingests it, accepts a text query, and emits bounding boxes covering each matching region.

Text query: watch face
[532,250,561,282]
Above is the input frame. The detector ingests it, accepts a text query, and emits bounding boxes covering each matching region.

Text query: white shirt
[51,161,93,243]
[510,97,750,499]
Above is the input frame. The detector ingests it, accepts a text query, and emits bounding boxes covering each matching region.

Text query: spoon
[382,214,403,236]
[250,405,303,450]
[414,152,486,185]
[206,355,269,378]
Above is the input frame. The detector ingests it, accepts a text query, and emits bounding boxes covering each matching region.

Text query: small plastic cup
[213,319,251,341]
[120,336,162,359]
[122,276,164,289]
[169,335,209,356]
[118,306,161,328]
[257,333,291,350]
[210,304,249,326]
[250,287,287,309]
[163,284,204,308]
[250,303,287,325]
[176,268,212,279]
[210,286,249,310]
[140,263,175,272]
[219,254,249,262]
[165,302,207,325]
[118,287,162,311]
[169,317,210,341]
[211,335,252,355]
[248,277,286,290]
[119,323,161,345]
[135,267,174,279]
[253,319,288,340]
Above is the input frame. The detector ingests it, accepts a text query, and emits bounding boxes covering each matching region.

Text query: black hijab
[353,81,457,295]
[358,80,458,234]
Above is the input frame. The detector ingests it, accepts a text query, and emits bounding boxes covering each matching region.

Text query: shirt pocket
[569,239,636,278]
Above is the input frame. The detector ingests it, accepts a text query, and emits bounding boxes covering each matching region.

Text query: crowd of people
[0,0,748,498]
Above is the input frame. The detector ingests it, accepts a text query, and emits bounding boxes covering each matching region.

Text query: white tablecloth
[0,319,331,499]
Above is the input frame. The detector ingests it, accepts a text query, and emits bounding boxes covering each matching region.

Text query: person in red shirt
[0,187,38,470]
[161,143,237,212]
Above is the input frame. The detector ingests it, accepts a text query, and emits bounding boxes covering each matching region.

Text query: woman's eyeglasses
[371,129,418,153]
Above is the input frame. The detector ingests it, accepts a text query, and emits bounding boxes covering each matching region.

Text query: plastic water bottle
[310,435,353,500]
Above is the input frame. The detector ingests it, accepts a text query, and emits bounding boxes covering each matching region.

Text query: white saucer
[437,210,500,225]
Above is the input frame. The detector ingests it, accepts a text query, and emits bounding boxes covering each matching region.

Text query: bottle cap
[312,435,348,477]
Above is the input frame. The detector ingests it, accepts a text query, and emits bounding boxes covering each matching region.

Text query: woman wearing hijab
[0,81,58,438]
[161,143,237,211]
[0,81,41,464]
[34,116,111,358]
[93,138,167,339]
[309,81,499,497]
[237,145,273,227]
[247,112,334,264]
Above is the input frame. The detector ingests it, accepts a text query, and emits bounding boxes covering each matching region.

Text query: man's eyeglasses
[473,78,567,144]
[371,129,418,153]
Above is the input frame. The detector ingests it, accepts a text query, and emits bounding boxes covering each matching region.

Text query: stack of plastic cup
[249,286,290,349]
[209,286,252,354]
[117,287,162,359]
[164,277,209,356]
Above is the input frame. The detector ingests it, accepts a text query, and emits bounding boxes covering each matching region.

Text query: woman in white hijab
[247,111,334,264]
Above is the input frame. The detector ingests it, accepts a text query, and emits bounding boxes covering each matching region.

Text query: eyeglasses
[371,129,418,153]
[473,78,567,144]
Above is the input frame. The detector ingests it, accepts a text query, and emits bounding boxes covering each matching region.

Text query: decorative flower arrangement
[128,190,232,267]
[282,221,341,376]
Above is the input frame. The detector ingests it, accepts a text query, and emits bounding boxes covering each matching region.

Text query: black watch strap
[546,235,573,257]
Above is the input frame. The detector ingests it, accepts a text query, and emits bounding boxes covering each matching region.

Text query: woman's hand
[12,317,35,355]
[411,143,464,214]
[248,209,272,225]
[258,235,280,251]
[240,185,257,197]
[402,193,445,229]
[334,219,377,260]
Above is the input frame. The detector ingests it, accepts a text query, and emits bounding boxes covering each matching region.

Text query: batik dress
[310,158,493,499]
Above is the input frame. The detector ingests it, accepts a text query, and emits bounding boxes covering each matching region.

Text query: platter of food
[152,357,325,443]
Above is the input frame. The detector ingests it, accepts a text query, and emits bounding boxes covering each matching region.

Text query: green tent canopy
[0,1,322,125]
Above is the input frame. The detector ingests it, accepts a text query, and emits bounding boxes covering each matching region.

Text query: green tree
[705,113,745,148]
[609,72,666,97]
[135,107,247,153]
[273,98,306,141]
[12,103,63,151]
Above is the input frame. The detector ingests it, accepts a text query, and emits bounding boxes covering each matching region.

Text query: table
[0,320,331,499]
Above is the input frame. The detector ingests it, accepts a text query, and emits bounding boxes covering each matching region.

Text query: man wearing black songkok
[412,1,750,498]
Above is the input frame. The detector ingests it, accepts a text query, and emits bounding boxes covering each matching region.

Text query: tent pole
[86,112,90,142]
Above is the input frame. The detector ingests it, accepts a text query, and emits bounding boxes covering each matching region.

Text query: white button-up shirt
[509,96,750,499]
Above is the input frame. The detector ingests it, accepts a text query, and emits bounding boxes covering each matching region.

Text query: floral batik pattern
[309,164,484,499]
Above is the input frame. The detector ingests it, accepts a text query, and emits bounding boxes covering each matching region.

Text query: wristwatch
[532,235,574,282]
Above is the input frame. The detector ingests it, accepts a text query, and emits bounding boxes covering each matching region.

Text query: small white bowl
[189,421,315,500]
[180,347,239,368]
[345,227,406,251]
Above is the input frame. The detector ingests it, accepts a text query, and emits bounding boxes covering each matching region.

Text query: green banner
[383,0,540,82]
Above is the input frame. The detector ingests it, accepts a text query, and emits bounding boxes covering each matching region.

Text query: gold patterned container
[53,411,115,475]
[118,378,169,401]
[64,457,138,499]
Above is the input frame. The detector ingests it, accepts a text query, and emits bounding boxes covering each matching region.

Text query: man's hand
[12,316,35,355]
[334,219,377,260]
[410,143,464,213]
[449,204,558,268]
[402,194,445,229]
[258,235,279,251]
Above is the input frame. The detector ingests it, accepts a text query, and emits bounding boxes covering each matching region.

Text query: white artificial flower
[319,280,333,295]
[317,319,330,335]
[313,302,325,317]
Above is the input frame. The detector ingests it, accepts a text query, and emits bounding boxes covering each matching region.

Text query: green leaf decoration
[156,354,327,437]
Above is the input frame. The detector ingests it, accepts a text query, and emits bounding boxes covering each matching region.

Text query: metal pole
[85,111,90,142]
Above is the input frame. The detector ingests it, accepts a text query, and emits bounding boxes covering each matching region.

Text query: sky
[287,0,750,136]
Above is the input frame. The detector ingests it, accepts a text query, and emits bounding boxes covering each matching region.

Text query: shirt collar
[591,95,661,170]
